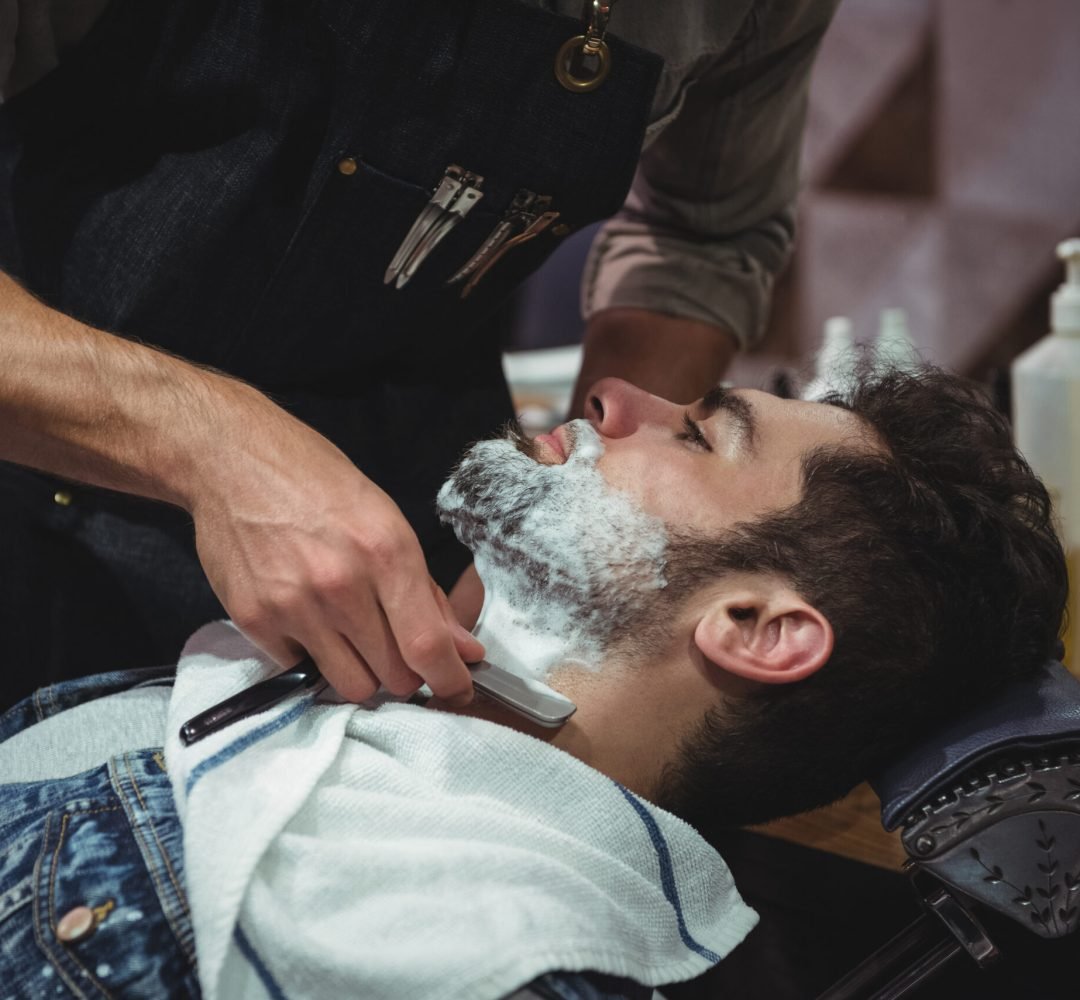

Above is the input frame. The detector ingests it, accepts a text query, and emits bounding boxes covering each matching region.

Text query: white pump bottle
[1012,238,1080,674]
[802,315,855,401]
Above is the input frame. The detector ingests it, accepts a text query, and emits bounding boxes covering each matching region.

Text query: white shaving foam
[437,420,669,682]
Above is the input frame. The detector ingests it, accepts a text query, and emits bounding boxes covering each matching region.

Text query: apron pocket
[234,155,558,387]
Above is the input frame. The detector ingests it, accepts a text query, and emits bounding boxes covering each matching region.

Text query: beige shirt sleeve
[582,0,842,349]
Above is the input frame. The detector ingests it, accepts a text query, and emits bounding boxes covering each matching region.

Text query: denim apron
[0,0,661,705]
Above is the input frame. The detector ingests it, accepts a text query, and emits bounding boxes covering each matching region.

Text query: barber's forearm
[0,270,275,509]
[0,271,486,699]
[570,308,738,416]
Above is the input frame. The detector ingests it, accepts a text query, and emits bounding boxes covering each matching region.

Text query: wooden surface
[750,782,909,871]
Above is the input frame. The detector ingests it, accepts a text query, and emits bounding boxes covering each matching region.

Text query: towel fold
[165,621,758,1000]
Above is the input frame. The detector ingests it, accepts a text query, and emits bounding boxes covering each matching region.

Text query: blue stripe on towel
[614,783,723,964]
[235,924,289,1000]
[185,694,315,797]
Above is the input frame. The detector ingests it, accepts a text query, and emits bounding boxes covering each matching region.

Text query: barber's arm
[571,0,841,414]
[0,272,483,701]
[571,308,738,410]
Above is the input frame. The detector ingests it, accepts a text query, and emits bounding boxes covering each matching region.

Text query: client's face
[436,378,872,679]
[542,379,870,536]
[436,397,670,677]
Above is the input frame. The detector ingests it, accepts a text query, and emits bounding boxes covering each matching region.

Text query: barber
[0,0,838,710]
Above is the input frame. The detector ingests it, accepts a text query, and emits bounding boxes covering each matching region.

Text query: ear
[693,578,833,685]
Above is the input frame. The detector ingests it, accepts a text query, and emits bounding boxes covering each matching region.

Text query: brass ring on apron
[554,35,611,92]
[555,0,616,93]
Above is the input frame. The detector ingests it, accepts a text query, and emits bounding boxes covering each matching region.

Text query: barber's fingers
[241,581,475,705]
[331,595,424,698]
[376,558,476,705]
[302,630,381,704]
[431,580,485,664]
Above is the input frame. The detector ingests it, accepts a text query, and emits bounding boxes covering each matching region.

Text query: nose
[583,378,680,440]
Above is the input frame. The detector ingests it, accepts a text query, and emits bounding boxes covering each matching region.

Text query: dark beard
[503,417,539,461]
[435,421,671,668]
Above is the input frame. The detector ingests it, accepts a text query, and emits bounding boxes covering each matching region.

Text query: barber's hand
[190,414,484,704]
[571,308,738,416]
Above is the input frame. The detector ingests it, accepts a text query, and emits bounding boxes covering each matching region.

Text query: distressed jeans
[0,671,199,999]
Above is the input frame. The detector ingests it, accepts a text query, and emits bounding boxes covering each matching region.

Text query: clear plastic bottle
[875,307,919,371]
[1012,238,1080,674]
[802,315,856,401]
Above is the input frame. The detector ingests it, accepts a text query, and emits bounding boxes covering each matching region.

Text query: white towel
[165,621,758,1000]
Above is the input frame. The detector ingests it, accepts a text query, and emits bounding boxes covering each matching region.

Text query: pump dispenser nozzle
[1052,238,1080,336]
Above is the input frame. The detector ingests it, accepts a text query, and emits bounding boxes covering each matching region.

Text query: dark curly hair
[655,365,1069,836]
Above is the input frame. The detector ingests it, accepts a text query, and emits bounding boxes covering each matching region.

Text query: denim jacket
[0,670,200,998]
[0,671,654,999]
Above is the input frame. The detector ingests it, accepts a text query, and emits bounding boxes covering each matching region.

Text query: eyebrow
[700,384,758,455]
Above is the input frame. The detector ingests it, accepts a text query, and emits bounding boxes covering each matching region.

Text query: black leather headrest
[870,660,1080,831]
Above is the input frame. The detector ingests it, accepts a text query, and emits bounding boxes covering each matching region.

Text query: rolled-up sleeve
[583,0,842,349]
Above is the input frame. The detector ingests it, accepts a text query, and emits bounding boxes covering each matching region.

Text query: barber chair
[818,657,1080,999]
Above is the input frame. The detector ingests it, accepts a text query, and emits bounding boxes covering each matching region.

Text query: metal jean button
[56,905,96,943]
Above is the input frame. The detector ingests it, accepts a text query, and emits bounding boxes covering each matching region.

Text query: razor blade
[180,655,575,746]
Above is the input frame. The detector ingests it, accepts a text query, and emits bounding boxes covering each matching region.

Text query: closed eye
[675,412,712,452]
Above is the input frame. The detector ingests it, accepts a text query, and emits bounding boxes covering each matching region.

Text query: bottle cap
[1052,238,1080,336]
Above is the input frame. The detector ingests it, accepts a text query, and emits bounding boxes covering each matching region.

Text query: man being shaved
[0,365,1066,999]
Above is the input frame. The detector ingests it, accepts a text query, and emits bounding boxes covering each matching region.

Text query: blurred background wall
[506,0,1080,392]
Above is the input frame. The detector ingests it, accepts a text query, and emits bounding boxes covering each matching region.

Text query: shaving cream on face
[437,420,669,682]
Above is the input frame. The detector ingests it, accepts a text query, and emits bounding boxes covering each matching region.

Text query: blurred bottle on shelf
[1012,238,1080,675]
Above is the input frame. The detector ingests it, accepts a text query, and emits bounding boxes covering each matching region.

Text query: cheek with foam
[442,421,670,682]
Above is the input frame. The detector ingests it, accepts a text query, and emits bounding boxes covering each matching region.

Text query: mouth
[532,425,569,465]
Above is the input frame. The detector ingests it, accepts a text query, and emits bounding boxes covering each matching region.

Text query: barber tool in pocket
[385,165,559,295]
[179,655,576,745]
[446,189,560,299]
[384,165,485,289]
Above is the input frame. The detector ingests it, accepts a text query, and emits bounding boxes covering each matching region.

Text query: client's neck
[436,663,668,802]
[471,592,603,683]
[470,570,608,684]
[444,618,682,803]
[441,567,705,803]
